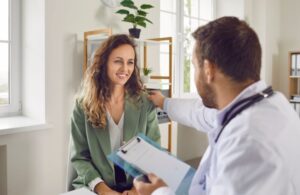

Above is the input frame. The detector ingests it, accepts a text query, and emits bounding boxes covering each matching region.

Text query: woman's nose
[121,64,130,72]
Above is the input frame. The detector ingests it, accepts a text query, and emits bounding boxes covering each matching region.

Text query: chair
[65,137,77,191]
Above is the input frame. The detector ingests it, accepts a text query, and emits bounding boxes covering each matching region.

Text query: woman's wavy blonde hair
[78,34,143,128]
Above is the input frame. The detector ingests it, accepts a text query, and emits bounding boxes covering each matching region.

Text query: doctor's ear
[203,59,215,83]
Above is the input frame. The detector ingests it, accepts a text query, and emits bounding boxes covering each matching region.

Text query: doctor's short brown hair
[192,16,261,82]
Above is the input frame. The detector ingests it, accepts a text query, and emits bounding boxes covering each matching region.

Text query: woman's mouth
[116,73,128,79]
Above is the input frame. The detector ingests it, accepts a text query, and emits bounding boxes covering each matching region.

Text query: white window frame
[0,0,21,117]
[160,0,216,98]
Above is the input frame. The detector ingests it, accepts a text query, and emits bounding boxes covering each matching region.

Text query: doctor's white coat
[152,81,300,195]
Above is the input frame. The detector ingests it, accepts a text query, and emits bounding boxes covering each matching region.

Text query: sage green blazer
[70,93,160,190]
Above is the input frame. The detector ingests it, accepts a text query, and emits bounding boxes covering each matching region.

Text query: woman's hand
[95,182,122,195]
[102,192,122,195]
[121,186,138,195]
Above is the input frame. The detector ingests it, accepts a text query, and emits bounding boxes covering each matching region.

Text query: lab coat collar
[209,80,267,143]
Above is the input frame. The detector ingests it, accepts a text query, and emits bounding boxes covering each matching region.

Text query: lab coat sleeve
[164,98,217,132]
[210,131,287,195]
[152,187,175,195]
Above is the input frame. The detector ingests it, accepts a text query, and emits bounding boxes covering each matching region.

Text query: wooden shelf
[290,100,300,103]
[289,76,300,78]
[289,51,300,101]
[143,37,173,152]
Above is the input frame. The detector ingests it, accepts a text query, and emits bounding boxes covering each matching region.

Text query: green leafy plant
[116,0,154,28]
[142,67,152,76]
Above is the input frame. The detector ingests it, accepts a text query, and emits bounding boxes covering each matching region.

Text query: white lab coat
[152,81,300,195]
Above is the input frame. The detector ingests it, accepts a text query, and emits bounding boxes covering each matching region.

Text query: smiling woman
[69,34,161,194]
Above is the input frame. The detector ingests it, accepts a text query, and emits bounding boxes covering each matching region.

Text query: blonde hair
[78,34,143,128]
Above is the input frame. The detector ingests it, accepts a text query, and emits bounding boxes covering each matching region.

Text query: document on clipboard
[109,134,193,192]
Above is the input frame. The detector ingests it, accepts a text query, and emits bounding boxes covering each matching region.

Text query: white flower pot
[141,75,150,83]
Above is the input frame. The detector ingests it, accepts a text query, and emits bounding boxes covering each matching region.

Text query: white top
[88,111,124,191]
[153,80,300,195]
[107,111,124,151]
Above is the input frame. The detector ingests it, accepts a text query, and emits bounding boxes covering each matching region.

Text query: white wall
[0,0,160,195]
[215,0,245,19]
[22,0,45,121]
[245,0,300,96]
[244,0,281,88]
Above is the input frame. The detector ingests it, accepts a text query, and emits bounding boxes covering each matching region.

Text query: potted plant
[116,0,154,38]
[141,67,152,83]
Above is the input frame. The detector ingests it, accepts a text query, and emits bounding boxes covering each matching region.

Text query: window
[160,0,214,95]
[0,0,9,106]
[0,0,21,116]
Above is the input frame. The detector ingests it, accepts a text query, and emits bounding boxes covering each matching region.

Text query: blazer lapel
[94,124,111,156]
[123,96,142,142]
[94,122,114,171]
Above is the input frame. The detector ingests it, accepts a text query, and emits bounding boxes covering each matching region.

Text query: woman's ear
[203,59,215,83]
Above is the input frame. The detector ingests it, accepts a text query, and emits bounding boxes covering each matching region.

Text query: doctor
[134,16,300,195]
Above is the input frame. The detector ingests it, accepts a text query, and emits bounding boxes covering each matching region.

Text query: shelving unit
[288,51,300,115]
[142,37,173,152]
[83,28,112,73]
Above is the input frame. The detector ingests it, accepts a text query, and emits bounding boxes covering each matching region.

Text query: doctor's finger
[147,92,165,109]
[133,180,151,195]
[147,173,158,182]
[147,173,166,186]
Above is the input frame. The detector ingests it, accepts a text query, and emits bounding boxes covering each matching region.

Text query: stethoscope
[215,86,274,143]
[198,86,274,192]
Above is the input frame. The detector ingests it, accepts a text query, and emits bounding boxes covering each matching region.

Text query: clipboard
[108,133,195,195]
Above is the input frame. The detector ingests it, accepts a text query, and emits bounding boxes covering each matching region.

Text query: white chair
[66,137,77,191]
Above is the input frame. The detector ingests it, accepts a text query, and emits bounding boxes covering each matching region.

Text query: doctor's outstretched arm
[148,90,217,133]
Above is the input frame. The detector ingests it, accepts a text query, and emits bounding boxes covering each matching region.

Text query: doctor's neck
[215,78,256,110]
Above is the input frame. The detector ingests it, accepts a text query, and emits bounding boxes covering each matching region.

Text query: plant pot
[141,75,150,83]
[129,28,141,39]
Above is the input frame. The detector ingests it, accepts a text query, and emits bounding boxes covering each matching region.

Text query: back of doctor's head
[192,16,261,82]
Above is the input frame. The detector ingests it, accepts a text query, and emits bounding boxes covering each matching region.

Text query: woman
[70,34,160,195]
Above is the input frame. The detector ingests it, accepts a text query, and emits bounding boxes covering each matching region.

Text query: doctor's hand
[147,90,165,109]
[133,173,167,195]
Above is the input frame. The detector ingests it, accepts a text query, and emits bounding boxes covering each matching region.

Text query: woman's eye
[114,60,122,63]
[128,61,134,65]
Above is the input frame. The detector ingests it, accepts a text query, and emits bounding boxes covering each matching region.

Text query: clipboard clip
[121,137,141,154]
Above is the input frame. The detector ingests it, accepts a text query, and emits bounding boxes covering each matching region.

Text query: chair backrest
[66,137,77,191]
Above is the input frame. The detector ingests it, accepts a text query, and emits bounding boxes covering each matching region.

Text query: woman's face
[107,44,135,87]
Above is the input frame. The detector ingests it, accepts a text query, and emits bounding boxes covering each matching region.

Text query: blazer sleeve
[145,99,161,144]
[70,100,101,188]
